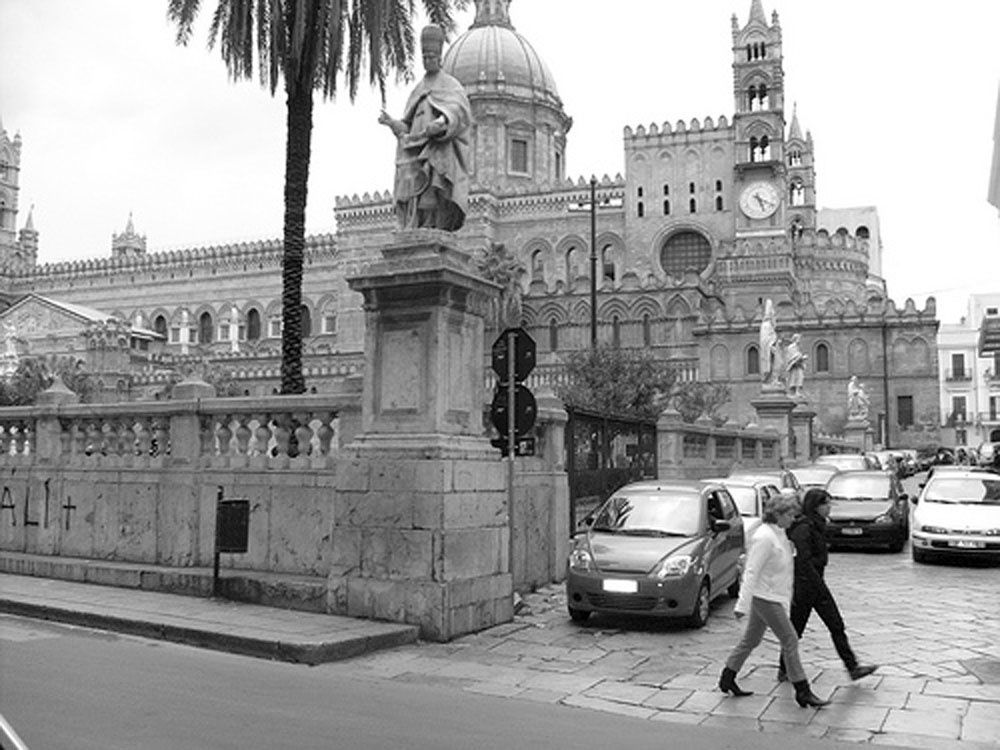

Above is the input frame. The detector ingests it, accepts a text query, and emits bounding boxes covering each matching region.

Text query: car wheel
[688,580,711,628]
[912,546,930,564]
[568,606,590,623]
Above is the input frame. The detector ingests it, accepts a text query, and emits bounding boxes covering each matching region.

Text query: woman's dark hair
[801,488,831,517]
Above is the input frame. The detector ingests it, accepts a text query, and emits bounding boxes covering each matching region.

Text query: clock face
[739,181,781,219]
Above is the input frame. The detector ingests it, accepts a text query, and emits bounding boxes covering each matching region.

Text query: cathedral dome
[442,0,562,110]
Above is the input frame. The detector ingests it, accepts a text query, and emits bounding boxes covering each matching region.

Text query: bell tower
[0,118,23,252]
[731,1,787,238]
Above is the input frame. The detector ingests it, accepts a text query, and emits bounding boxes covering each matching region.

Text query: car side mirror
[711,518,731,533]
[899,493,908,502]
[910,496,918,505]
[579,514,595,529]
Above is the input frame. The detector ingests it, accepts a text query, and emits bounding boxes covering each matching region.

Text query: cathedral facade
[0,0,939,448]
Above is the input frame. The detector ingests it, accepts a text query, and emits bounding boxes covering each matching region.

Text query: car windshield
[827,475,890,501]
[725,486,758,516]
[924,477,1000,505]
[792,467,835,485]
[592,492,701,536]
[823,456,868,470]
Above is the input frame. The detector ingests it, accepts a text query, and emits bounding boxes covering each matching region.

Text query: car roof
[616,479,717,493]
[714,477,775,489]
[928,468,997,479]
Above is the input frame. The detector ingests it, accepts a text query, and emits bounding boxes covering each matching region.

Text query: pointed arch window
[601,245,615,282]
[790,181,805,206]
[715,196,724,211]
[749,136,759,162]
[789,149,802,167]
[300,305,312,337]
[815,343,830,373]
[565,247,578,282]
[663,199,670,216]
[531,249,544,280]
[642,314,652,347]
[747,344,760,375]
[198,311,213,344]
[612,316,621,348]
[689,198,697,213]
[637,201,644,218]
[549,318,558,351]
[246,308,262,340]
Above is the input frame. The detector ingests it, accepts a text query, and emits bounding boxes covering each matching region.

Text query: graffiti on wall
[0,480,75,530]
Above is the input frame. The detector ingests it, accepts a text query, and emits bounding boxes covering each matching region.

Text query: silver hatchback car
[566,479,744,628]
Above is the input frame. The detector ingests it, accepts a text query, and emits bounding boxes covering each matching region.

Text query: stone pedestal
[845,417,874,452]
[337,231,510,641]
[790,406,816,463]
[751,391,797,461]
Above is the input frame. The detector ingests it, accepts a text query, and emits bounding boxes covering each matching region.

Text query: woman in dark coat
[778,488,878,682]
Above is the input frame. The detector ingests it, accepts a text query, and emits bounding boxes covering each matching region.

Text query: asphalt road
[0,615,894,750]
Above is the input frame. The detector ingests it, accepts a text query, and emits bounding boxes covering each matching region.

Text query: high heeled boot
[718,666,754,697]
[793,679,830,708]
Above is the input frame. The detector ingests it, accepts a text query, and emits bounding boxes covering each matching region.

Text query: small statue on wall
[759,299,779,385]
[847,375,871,420]
[784,333,807,399]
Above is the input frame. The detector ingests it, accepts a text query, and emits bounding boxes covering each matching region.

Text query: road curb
[0,597,419,665]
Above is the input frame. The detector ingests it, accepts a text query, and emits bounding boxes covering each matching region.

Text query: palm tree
[167,0,468,393]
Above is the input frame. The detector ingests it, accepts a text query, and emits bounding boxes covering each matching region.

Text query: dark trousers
[780,578,857,671]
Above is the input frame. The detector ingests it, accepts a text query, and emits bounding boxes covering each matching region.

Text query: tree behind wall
[556,345,677,421]
[167,0,469,394]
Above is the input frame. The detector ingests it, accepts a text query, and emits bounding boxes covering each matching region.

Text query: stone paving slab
[334,541,1000,750]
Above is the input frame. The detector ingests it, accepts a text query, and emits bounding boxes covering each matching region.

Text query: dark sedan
[825,470,909,551]
[566,479,744,628]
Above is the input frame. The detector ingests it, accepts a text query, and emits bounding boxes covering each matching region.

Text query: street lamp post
[589,176,598,349]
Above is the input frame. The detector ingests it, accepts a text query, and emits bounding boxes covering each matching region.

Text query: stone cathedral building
[0,0,938,447]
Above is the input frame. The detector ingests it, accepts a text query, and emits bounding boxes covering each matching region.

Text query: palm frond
[166,0,203,45]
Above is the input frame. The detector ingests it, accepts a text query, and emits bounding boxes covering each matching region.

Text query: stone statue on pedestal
[759,299,779,386]
[379,25,472,232]
[784,333,807,399]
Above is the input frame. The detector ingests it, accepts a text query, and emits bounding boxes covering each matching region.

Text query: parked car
[566,479,745,628]
[791,463,840,493]
[815,453,879,473]
[911,469,1000,563]
[728,467,803,499]
[824,470,910,551]
[713,478,780,540]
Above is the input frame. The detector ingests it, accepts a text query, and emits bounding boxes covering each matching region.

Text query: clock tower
[731,0,787,239]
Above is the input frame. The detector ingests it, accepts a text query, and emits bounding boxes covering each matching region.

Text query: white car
[910,469,1000,563]
[714,478,780,540]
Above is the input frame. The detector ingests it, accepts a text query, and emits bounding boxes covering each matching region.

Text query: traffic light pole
[506,328,516,585]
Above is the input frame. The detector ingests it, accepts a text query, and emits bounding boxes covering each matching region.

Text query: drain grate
[960,659,1000,684]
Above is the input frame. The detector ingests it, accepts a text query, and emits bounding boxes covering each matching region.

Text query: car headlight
[653,555,692,580]
[872,512,896,524]
[569,548,594,572]
[920,525,948,534]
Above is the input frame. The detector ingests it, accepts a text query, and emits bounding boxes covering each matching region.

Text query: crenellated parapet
[692,293,938,333]
[624,115,732,143]
[18,234,337,286]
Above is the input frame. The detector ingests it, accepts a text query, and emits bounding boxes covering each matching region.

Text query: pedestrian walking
[777,488,878,682]
[719,492,829,708]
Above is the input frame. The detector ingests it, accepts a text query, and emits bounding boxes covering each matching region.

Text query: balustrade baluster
[85,421,102,457]
[134,418,152,457]
[234,416,252,457]
[273,414,291,458]
[314,412,335,458]
[152,418,170,458]
[252,415,271,456]
[215,416,233,457]
[293,413,314,458]
[59,418,73,458]
[12,422,26,456]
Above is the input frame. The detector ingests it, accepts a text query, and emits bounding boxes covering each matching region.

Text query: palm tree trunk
[279,82,313,394]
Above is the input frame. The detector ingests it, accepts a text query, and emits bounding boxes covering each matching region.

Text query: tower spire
[788,102,803,140]
[748,0,767,26]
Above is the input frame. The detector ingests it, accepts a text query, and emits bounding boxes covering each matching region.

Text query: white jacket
[735,522,795,615]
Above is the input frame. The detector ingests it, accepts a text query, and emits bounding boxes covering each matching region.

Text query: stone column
[844,417,872,452]
[751,391,797,462]
[656,406,685,479]
[790,405,816,463]
[336,231,510,641]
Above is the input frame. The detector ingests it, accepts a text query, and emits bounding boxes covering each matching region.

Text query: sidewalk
[0,572,417,665]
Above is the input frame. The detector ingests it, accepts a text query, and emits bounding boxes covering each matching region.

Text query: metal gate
[565,407,657,532]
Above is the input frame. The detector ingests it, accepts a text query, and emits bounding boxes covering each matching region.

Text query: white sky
[2,0,999,325]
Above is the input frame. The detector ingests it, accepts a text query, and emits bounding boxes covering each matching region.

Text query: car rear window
[925,477,1000,505]
[827,474,890,500]
[793,467,835,485]
[593,492,701,536]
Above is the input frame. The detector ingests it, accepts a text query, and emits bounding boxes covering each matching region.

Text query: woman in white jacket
[718,492,829,708]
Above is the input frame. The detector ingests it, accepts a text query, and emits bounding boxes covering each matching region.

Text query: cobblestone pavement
[335,548,1000,749]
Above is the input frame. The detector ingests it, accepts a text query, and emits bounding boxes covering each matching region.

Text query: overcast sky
[2,0,999,324]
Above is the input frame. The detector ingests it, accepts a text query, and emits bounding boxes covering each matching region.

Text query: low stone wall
[656,408,782,479]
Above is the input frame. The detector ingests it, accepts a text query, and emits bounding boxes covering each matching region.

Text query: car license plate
[602,579,638,593]
[949,540,986,549]
[841,527,863,536]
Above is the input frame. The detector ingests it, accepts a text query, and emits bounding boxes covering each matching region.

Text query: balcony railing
[945,368,972,382]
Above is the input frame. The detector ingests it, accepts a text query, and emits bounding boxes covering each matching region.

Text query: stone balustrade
[656,409,781,479]
[0,393,363,470]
